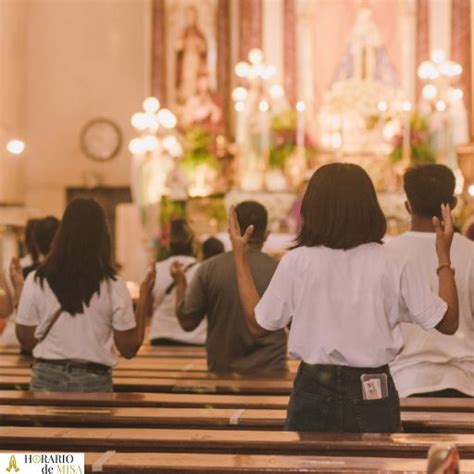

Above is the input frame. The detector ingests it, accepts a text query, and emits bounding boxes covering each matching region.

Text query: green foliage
[389,110,436,165]
[181,126,218,171]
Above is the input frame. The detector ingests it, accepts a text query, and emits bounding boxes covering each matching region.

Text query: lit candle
[259,100,270,156]
[402,100,412,165]
[234,101,245,146]
[296,101,306,151]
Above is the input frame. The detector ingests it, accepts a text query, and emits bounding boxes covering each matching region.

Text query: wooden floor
[1,344,472,473]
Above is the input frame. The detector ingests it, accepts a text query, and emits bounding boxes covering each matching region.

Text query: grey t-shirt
[179,249,288,375]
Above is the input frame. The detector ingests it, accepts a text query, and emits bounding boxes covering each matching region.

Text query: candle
[402,100,412,165]
[259,100,270,156]
[235,101,245,146]
[296,101,306,151]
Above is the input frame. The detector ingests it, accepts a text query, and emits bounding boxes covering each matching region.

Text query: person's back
[195,249,287,374]
[150,255,206,345]
[388,232,474,396]
[388,164,474,397]
[14,198,155,392]
[172,201,288,375]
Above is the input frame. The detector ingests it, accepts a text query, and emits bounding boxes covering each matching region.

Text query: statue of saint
[176,6,208,105]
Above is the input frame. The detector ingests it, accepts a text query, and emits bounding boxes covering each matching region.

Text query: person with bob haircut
[389,164,474,398]
[229,163,459,432]
[12,198,156,392]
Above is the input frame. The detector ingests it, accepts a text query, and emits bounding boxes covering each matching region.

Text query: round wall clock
[80,118,122,162]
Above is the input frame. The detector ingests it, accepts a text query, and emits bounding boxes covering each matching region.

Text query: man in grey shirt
[170,201,288,375]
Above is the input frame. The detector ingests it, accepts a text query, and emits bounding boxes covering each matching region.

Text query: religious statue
[175,5,208,105]
[182,74,223,133]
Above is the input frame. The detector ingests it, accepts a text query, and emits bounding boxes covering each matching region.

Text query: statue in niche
[175,5,208,105]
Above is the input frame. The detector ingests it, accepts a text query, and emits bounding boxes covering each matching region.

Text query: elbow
[120,348,138,359]
[119,343,140,359]
[180,319,199,333]
[436,310,459,335]
[442,320,459,335]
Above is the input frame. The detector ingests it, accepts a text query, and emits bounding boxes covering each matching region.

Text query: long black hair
[294,163,386,250]
[36,198,117,315]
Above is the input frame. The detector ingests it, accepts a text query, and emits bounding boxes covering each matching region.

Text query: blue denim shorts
[30,360,113,392]
[285,362,402,433]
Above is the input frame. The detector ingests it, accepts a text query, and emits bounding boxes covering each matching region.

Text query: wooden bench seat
[0,450,471,473]
[0,367,296,381]
[0,375,295,394]
[2,404,473,433]
[2,427,474,458]
[0,390,472,412]
[0,354,300,372]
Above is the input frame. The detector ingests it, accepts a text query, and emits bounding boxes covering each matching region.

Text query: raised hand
[170,261,185,284]
[228,205,253,255]
[139,263,156,315]
[433,203,454,265]
[9,257,24,302]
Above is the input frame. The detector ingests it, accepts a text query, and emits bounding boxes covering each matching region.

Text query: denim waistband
[34,358,111,373]
[295,362,393,400]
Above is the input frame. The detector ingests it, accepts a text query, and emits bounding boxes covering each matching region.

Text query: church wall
[0,0,28,205]
[24,0,152,217]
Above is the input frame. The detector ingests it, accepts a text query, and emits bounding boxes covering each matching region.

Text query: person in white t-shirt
[149,219,206,346]
[388,164,473,398]
[13,198,156,392]
[229,163,459,432]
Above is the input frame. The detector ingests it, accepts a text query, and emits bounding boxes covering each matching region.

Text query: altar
[125,3,470,264]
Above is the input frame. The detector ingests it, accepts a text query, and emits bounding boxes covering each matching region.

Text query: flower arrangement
[269,111,317,170]
[389,111,436,165]
[181,126,218,172]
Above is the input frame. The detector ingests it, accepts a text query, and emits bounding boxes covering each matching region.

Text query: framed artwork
[152,0,230,131]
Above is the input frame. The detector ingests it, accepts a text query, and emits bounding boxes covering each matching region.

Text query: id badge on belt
[360,373,389,400]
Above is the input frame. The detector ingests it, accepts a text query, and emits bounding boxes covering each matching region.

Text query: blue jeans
[30,360,113,392]
[285,362,402,433]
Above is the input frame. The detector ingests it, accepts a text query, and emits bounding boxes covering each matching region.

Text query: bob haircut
[36,198,117,315]
[294,163,386,250]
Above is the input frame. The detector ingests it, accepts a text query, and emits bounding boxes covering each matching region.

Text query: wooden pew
[0,354,300,372]
[2,450,472,473]
[0,367,295,381]
[2,427,474,458]
[0,390,470,412]
[1,404,473,433]
[0,374,295,394]
[0,390,473,413]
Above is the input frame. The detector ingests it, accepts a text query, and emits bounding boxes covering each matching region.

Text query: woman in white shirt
[230,163,459,432]
[13,198,155,392]
[149,219,206,346]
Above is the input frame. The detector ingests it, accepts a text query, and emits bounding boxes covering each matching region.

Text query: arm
[9,257,24,308]
[16,323,37,351]
[114,265,156,359]
[229,206,269,338]
[170,262,205,332]
[0,272,14,318]
[433,204,459,335]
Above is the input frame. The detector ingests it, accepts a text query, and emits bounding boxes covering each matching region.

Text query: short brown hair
[294,163,386,250]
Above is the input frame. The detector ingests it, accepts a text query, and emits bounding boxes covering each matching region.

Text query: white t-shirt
[255,243,447,368]
[388,232,474,396]
[16,272,136,367]
[149,256,206,344]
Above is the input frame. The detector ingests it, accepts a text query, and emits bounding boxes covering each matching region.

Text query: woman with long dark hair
[230,163,459,432]
[13,198,155,392]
